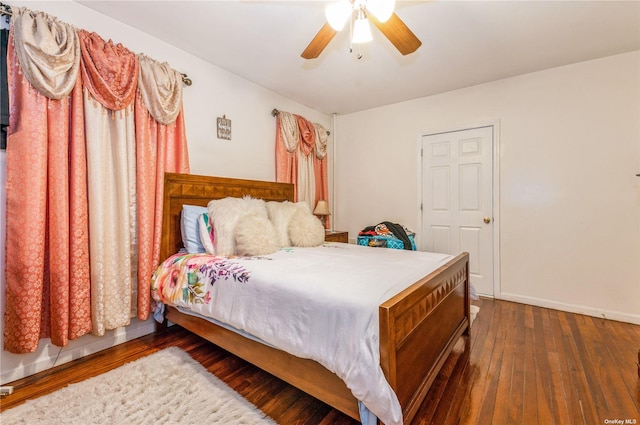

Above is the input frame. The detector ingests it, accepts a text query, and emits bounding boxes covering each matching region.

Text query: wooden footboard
[380,252,470,424]
[160,173,470,424]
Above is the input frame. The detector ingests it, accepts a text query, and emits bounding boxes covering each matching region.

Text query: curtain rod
[181,73,192,86]
[271,108,330,135]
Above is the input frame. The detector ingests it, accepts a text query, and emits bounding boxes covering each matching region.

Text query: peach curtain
[275,112,299,200]
[4,15,91,353]
[295,114,316,210]
[275,111,330,228]
[135,54,189,319]
[4,9,190,352]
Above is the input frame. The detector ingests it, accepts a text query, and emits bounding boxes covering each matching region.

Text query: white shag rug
[1,347,276,425]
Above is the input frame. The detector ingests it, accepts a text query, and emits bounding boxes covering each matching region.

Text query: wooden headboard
[161,173,295,260]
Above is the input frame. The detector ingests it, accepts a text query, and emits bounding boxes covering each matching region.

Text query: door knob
[483,217,491,224]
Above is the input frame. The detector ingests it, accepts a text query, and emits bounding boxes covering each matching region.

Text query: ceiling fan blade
[301,23,338,59]
[370,12,422,55]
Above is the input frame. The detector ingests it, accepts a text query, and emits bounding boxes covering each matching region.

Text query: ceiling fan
[301,0,422,59]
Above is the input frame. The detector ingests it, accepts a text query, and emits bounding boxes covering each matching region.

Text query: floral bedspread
[150,244,454,425]
[152,253,254,307]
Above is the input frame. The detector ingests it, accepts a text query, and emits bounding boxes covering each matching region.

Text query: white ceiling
[76,0,640,115]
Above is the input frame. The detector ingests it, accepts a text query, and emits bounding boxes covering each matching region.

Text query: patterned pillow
[198,213,215,254]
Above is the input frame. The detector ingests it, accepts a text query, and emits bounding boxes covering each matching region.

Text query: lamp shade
[313,200,330,216]
[325,0,351,31]
[352,14,373,44]
[366,0,395,23]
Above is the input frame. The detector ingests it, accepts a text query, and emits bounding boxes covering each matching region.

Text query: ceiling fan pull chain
[349,9,353,53]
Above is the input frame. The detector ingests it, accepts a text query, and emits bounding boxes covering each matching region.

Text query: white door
[421,126,494,296]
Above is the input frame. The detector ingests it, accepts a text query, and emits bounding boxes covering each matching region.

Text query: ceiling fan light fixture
[366,0,395,23]
[325,0,352,31]
[302,0,419,59]
[352,11,373,44]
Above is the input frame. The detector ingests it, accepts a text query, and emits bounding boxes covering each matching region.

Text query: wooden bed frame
[160,172,470,424]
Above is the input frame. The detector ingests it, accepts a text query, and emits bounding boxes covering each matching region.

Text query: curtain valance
[278,111,300,153]
[277,110,328,159]
[296,114,316,157]
[12,7,79,99]
[78,30,138,110]
[313,122,327,160]
[10,6,184,117]
[137,54,183,125]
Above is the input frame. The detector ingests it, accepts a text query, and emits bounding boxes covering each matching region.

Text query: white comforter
[151,242,453,425]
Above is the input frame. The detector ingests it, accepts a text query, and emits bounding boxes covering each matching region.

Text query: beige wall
[0,1,330,383]
[334,51,640,324]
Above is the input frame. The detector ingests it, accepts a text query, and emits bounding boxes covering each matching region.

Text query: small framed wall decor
[217,115,232,140]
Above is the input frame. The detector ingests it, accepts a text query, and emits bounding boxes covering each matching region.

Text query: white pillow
[235,214,278,256]
[266,201,308,247]
[288,207,325,247]
[207,196,268,256]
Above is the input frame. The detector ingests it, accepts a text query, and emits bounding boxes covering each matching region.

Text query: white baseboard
[499,292,640,325]
[1,319,156,385]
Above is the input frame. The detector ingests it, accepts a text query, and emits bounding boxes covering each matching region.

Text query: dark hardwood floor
[2,298,639,424]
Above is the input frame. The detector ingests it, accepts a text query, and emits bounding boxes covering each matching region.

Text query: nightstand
[324,230,348,243]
